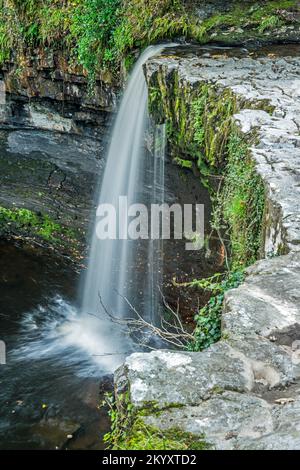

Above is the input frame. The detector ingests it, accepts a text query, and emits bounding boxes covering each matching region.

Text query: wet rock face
[185,0,256,20]
[0,128,105,253]
[115,46,300,450]
[0,50,116,255]
[0,49,117,133]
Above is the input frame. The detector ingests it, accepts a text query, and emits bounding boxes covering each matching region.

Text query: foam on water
[12,296,130,374]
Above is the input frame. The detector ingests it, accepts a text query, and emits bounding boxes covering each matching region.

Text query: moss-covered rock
[145,60,266,268]
[1,1,299,81]
[103,389,212,450]
[0,205,81,256]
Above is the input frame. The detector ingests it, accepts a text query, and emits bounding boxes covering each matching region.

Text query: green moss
[258,14,283,33]
[173,157,193,169]
[148,75,238,187]
[215,131,265,269]
[197,0,298,42]
[211,385,225,395]
[191,87,237,174]
[103,392,211,450]
[148,70,266,268]
[0,206,76,244]
[1,1,299,77]
[115,418,211,450]
[119,0,299,58]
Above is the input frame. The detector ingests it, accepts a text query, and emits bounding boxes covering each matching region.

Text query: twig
[95,289,194,350]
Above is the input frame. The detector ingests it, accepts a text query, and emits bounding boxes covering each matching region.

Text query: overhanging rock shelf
[114,46,300,450]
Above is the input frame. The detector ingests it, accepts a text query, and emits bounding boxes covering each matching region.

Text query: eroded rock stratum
[114,46,300,450]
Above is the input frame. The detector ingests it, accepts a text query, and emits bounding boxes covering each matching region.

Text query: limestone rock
[115,344,254,408]
[143,391,274,450]
[223,253,300,338]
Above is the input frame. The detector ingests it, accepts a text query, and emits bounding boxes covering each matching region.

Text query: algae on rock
[147,68,266,269]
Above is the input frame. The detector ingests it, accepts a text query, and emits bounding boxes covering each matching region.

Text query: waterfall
[79,45,169,371]
[147,123,166,326]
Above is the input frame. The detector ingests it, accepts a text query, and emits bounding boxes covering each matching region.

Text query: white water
[147,123,166,324]
[78,45,169,371]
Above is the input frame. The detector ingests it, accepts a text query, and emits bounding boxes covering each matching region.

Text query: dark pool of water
[0,240,110,450]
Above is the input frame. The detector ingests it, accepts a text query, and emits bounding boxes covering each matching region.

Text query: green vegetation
[259,14,283,33]
[148,80,238,186]
[195,0,297,42]
[71,0,123,79]
[188,270,245,351]
[148,70,267,352]
[216,132,265,269]
[0,1,298,78]
[179,125,264,350]
[103,392,211,450]
[173,157,193,169]
[148,73,266,265]
[191,87,237,177]
[0,206,75,243]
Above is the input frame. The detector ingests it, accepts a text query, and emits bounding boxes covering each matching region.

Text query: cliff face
[112,45,300,450]
[145,44,300,257]
[0,47,115,258]
[0,49,117,133]
[1,1,299,134]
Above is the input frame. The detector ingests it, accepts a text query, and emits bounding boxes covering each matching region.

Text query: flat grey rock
[115,344,254,408]
[143,391,274,450]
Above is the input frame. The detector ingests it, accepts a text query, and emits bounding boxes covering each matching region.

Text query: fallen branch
[94,289,194,350]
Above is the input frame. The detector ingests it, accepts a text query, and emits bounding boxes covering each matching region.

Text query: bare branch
[95,289,194,350]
